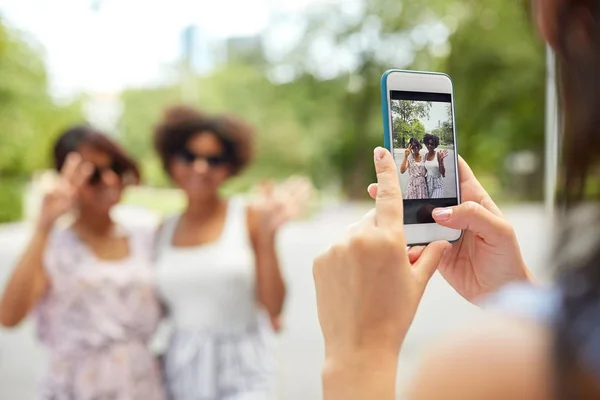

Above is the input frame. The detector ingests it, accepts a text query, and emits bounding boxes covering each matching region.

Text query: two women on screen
[400,134,448,200]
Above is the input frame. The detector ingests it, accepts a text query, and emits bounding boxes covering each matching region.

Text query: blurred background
[0,0,550,399]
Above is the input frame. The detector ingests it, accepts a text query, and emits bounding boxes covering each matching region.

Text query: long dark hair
[550,0,600,398]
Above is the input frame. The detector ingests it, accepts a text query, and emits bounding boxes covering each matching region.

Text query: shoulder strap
[220,196,251,247]
[154,214,180,254]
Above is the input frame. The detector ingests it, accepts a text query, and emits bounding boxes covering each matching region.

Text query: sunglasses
[426,141,435,146]
[88,163,125,185]
[176,148,229,167]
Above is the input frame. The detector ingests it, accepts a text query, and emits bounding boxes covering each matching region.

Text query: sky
[0,0,331,98]
[423,101,451,131]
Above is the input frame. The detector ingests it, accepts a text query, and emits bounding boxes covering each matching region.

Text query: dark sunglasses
[426,141,435,146]
[88,163,125,185]
[176,148,229,167]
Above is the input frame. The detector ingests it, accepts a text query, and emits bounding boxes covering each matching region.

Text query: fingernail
[374,147,385,161]
[432,208,452,221]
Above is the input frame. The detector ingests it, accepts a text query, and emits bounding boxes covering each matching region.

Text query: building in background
[181,24,216,75]
[224,35,263,64]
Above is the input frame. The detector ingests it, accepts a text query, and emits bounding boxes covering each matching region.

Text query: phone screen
[390,90,459,225]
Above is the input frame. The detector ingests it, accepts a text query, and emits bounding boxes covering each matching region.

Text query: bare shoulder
[407,314,553,400]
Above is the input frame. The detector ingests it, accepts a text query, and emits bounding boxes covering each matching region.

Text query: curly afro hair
[153,105,255,177]
[423,133,440,148]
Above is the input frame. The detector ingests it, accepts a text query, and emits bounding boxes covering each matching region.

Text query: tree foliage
[118,0,545,201]
[391,100,431,148]
[0,18,83,222]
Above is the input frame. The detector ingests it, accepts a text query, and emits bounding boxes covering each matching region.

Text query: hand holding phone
[381,69,462,245]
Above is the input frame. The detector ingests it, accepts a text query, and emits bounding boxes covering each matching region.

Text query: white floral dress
[34,226,165,400]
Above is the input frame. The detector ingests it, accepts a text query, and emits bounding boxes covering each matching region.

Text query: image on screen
[390,90,459,225]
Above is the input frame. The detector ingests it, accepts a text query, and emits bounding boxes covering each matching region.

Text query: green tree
[444,1,545,199]
[391,100,431,148]
[394,118,426,149]
[0,18,83,222]
[119,0,545,201]
[283,0,544,200]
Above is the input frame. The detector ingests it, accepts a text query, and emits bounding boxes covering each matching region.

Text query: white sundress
[154,197,277,400]
[424,152,444,199]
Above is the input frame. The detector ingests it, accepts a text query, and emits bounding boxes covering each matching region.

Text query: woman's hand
[437,149,449,163]
[0,153,92,327]
[249,176,313,238]
[313,147,449,400]
[38,153,92,232]
[369,156,532,303]
[404,144,412,158]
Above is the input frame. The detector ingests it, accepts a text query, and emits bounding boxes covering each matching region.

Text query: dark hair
[549,0,600,398]
[408,137,422,150]
[423,133,439,148]
[153,105,254,177]
[53,125,140,184]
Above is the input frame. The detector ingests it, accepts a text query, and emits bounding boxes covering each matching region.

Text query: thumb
[412,241,449,283]
[432,201,513,243]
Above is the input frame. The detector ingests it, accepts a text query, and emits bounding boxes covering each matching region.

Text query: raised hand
[248,175,313,237]
[404,144,412,157]
[313,147,448,399]
[38,153,93,231]
[437,149,449,163]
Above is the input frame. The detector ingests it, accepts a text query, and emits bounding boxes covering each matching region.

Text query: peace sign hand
[38,153,93,232]
[404,144,412,157]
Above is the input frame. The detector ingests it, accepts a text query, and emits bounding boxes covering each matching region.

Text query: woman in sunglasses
[400,137,428,200]
[152,106,310,399]
[0,126,165,399]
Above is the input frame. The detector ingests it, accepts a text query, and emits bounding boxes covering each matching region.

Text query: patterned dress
[34,226,165,400]
[405,153,428,200]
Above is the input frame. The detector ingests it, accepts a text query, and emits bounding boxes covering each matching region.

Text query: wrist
[255,230,277,247]
[322,351,399,400]
[35,218,54,234]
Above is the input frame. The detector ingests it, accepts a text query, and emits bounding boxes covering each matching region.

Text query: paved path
[0,203,552,399]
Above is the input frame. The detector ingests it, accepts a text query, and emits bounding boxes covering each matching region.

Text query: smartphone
[381,69,462,245]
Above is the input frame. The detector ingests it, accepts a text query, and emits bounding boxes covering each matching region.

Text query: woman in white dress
[152,106,311,400]
[423,133,449,198]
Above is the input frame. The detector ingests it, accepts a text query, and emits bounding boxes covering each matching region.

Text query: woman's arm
[322,353,398,400]
[0,153,91,327]
[437,150,447,177]
[400,154,410,174]
[0,225,51,327]
[248,207,286,327]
